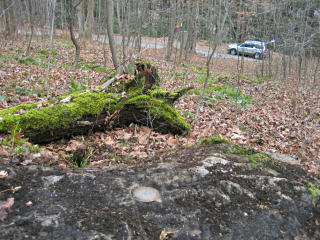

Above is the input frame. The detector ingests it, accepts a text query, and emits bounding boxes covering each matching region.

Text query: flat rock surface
[0,143,319,239]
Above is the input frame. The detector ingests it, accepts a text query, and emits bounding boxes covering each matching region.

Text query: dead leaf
[159,229,175,240]
[12,186,21,193]
[21,159,33,166]
[129,151,148,158]
[122,132,132,142]
[0,170,8,179]
[65,140,83,152]
[0,198,14,221]
[39,148,54,161]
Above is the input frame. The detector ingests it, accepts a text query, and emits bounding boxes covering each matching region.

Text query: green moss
[231,145,255,155]
[306,182,320,206]
[249,153,269,164]
[0,102,39,118]
[125,95,190,134]
[147,88,177,100]
[119,76,147,97]
[200,135,228,144]
[0,92,116,132]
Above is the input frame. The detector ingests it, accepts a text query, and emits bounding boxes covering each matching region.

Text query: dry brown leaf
[0,198,14,221]
[0,170,8,179]
[122,132,132,142]
[65,140,83,152]
[159,229,175,240]
[130,151,148,158]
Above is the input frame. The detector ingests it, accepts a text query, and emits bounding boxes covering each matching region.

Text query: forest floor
[0,34,319,174]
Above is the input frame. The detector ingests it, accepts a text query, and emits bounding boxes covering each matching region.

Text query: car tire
[254,53,261,60]
[230,49,237,55]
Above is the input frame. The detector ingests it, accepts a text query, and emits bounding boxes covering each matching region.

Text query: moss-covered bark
[0,63,192,143]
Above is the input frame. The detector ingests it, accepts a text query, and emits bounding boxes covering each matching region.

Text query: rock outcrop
[0,142,319,239]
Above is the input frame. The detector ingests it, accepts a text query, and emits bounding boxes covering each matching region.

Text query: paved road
[93,36,258,61]
[11,29,256,61]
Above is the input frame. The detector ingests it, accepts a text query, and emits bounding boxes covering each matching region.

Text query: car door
[246,44,256,56]
[238,44,246,55]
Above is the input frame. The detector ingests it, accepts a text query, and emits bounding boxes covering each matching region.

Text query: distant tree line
[1,0,319,88]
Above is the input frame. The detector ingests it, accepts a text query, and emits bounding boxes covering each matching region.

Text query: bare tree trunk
[67,0,83,70]
[45,0,57,95]
[77,1,84,37]
[184,1,197,60]
[2,0,16,39]
[25,0,34,55]
[106,0,122,73]
[84,0,94,41]
[166,0,176,60]
[193,46,216,123]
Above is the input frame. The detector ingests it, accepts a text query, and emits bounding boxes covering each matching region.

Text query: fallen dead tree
[0,62,192,143]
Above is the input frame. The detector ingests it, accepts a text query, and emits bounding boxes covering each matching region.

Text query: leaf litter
[0,35,319,174]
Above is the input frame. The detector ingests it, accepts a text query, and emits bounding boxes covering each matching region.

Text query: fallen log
[0,62,192,143]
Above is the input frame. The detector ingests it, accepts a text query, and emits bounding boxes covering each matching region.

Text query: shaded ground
[0,142,319,239]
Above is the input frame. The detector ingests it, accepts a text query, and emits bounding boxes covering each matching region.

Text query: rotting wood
[0,62,192,143]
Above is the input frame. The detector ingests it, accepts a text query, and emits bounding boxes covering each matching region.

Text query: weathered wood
[0,63,192,143]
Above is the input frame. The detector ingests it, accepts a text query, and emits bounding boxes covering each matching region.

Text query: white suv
[227,40,269,59]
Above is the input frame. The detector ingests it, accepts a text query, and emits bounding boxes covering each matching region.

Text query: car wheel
[254,53,261,59]
[230,49,237,55]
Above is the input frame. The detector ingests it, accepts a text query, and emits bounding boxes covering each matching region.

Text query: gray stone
[0,145,319,240]
[265,151,300,165]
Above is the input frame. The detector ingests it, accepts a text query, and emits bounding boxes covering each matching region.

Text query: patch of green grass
[0,54,16,62]
[312,115,319,120]
[1,86,35,95]
[70,80,86,91]
[18,56,47,66]
[196,74,206,83]
[37,49,58,56]
[54,40,73,46]
[95,67,112,73]
[80,61,100,71]
[0,124,40,157]
[79,155,90,168]
[194,82,253,108]
[194,66,207,72]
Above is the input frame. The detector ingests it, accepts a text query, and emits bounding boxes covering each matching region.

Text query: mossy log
[0,63,192,143]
